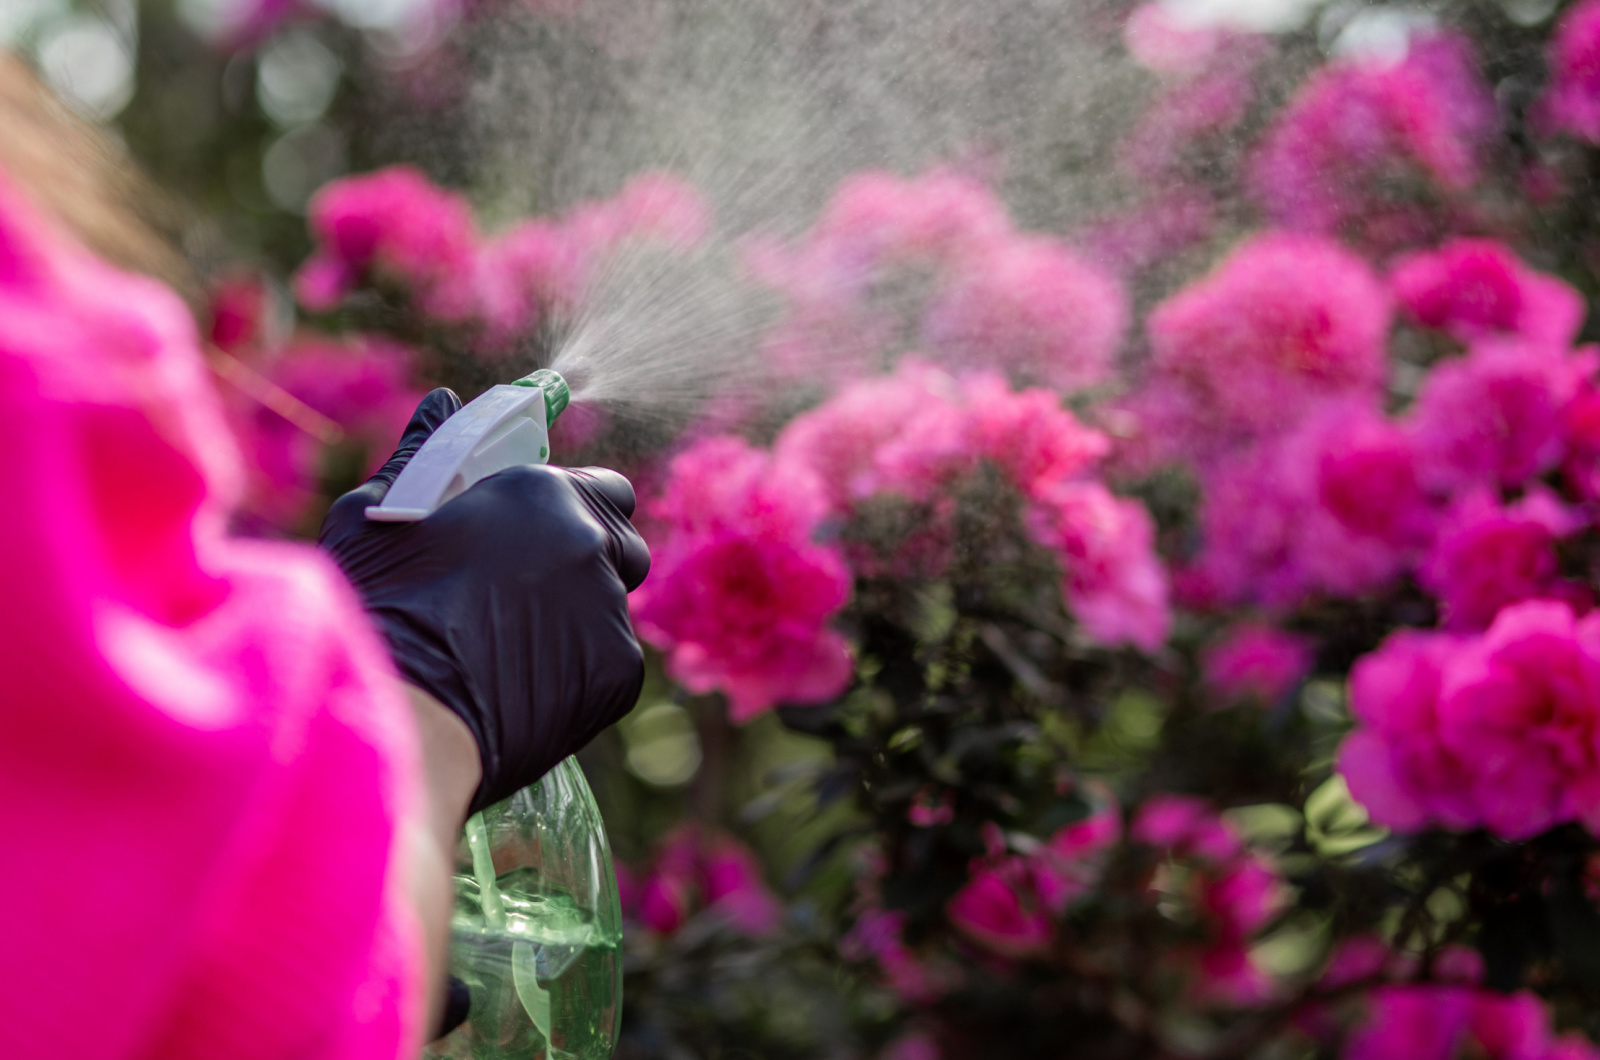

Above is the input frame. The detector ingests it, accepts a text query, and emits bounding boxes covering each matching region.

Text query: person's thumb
[368,388,463,495]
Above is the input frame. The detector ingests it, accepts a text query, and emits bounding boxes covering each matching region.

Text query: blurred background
[17,0,1600,1057]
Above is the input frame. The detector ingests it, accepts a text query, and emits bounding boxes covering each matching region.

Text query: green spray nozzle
[513,369,571,427]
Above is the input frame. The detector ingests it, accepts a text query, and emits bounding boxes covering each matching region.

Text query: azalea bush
[56,0,1600,1055]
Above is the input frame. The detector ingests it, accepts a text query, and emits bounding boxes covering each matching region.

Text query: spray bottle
[369,370,625,1060]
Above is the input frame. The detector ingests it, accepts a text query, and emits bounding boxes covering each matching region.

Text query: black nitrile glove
[320,388,651,814]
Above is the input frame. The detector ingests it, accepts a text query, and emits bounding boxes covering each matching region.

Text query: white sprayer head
[364,370,569,522]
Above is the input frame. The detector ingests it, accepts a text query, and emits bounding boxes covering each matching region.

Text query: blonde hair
[0,51,197,302]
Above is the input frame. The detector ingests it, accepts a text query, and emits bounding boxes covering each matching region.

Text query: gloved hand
[320,388,651,814]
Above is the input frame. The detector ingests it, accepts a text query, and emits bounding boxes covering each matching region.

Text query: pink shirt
[0,172,424,1057]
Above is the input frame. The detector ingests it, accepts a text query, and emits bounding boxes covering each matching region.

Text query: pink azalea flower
[1550,1038,1600,1060]
[1036,795,1122,909]
[1340,631,1474,833]
[1470,992,1554,1059]
[1202,624,1314,707]
[1189,401,1432,610]
[1438,602,1600,838]
[1048,795,1123,860]
[639,530,854,720]
[1142,232,1391,448]
[1249,32,1495,249]
[1194,939,1277,1007]
[631,828,781,938]
[649,434,829,537]
[1314,407,1436,546]
[1026,480,1171,651]
[1344,985,1476,1060]
[1344,987,1581,1060]
[1540,0,1600,142]
[608,171,711,248]
[1407,340,1597,493]
[963,373,1111,497]
[1563,383,1600,501]
[1342,601,1600,839]
[809,169,1011,268]
[773,358,971,511]
[1135,796,1286,1006]
[638,871,694,936]
[1390,239,1586,347]
[632,437,853,721]
[945,862,1054,959]
[1133,794,1246,862]
[702,837,783,935]
[1133,794,1207,847]
[1203,855,1288,937]
[908,787,956,827]
[777,361,1163,650]
[776,360,1112,512]
[752,168,1124,388]
[923,235,1127,392]
[1303,939,1487,1040]
[473,219,580,344]
[1320,935,1401,990]
[1419,488,1586,630]
[842,907,960,1003]
[556,171,708,271]
[207,274,271,352]
[296,167,479,316]
[298,167,708,346]
[474,171,707,344]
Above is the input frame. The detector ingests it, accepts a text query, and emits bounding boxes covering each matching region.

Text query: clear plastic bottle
[424,757,623,1060]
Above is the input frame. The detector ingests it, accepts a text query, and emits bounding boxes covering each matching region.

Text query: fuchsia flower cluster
[847,793,1289,1009]
[1201,624,1314,708]
[629,437,854,722]
[1133,796,1289,1006]
[634,359,1171,720]
[944,802,1122,958]
[1540,0,1600,143]
[1131,232,1392,457]
[1122,223,1600,846]
[618,827,782,938]
[1299,936,1585,1057]
[1339,600,1600,840]
[1248,32,1496,249]
[749,169,1127,392]
[840,795,1120,998]
[1344,986,1600,1060]
[296,166,706,346]
[1130,232,1597,625]
[780,359,1169,650]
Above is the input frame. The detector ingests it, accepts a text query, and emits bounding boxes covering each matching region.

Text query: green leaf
[1304,775,1387,856]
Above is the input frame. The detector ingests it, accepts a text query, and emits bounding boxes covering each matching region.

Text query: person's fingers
[611,521,651,592]
[559,468,649,590]
[431,976,471,1041]
[564,467,637,519]
[368,388,463,495]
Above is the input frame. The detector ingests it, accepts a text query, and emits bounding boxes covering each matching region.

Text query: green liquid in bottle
[425,759,623,1060]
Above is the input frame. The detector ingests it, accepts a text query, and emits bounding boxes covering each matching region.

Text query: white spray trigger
[365,384,552,522]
